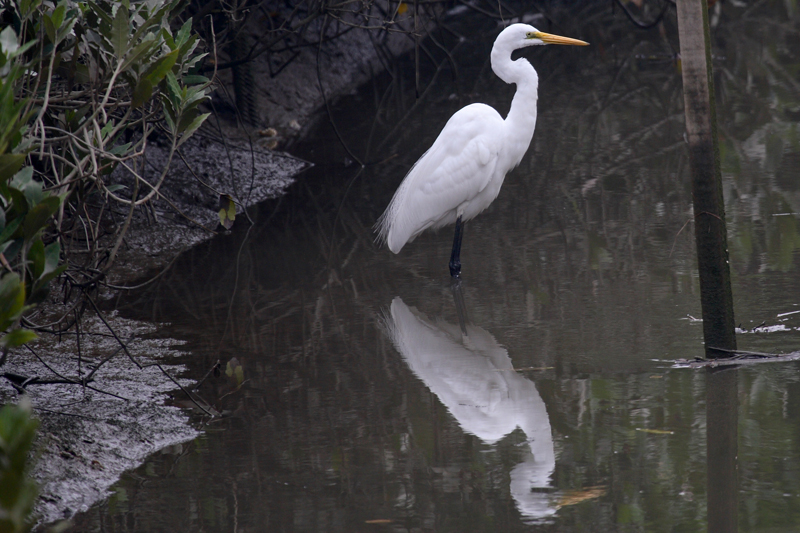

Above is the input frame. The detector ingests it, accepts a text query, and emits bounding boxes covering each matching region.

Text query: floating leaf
[635,428,674,435]
[218,194,235,230]
[555,486,606,509]
[225,357,244,386]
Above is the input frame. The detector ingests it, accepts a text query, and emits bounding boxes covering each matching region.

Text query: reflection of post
[706,369,738,532]
[676,0,736,356]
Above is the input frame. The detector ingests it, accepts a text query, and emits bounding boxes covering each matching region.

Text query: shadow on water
[69,2,800,531]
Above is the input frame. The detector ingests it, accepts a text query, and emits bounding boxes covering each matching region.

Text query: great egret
[376,24,588,278]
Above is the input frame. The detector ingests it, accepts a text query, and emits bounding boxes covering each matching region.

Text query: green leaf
[131,78,153,109]
[55,16,78,46]
[9,38,39,60]
[175,19,192,48]
[0,239,12,257]
[42,241,62,276]
[87,0,113,27]
[131,1,172,44]
[17,172,46,209]
[52,4,66,29]
[177,112,209,147]
[36,262,67,289]
[43,14,57,44]
[163,105,175,134]
[178,34,199,62]
[100,119,115,139]
[108,142,131,155]
[7,187,29,218]
[111,5,130,59]
[0,328,38,349]
[22,196,60,239]
[0,155,25,185]
[144,48,179,86]
[0,217,23,244]
[26,238,45,279]
[0,273,25,331]
[120,33,158,71]
[2,237,22,263]
[31,241,66,298]
[160,27,175,50]
[182,75,210,85]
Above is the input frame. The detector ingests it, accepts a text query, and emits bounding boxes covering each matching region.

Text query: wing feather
[377,104,504,253]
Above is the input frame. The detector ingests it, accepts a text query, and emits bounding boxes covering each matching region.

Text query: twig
[83,293,142,369]
[191,359,221,391]
[152,363,216,418]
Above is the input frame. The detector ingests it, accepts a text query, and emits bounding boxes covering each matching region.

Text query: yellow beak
[531,31,589,46]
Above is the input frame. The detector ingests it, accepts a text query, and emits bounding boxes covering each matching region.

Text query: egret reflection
[384,292,556,522]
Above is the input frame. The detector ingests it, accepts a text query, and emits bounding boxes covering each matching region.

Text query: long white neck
[490,45,539,162]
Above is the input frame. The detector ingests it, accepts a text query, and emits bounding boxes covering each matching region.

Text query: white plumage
[376,23,588,277]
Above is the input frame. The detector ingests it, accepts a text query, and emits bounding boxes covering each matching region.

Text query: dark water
[70,3,800,531]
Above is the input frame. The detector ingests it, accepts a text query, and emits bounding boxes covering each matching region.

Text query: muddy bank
[11,314,200,525]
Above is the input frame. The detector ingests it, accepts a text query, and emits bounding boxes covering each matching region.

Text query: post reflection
[383,286,556,522]
[707,368,739,531]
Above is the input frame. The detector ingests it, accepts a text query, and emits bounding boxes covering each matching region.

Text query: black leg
[449,215,463,278]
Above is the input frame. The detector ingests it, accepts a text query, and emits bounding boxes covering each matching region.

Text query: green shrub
[0,0,211,358]
[0,398,38,533]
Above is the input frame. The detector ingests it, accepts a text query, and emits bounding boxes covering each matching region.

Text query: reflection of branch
[101,246,186,291]
[376,37,466,152]
[760,50,800,95]
[316,15,364,168]
[669,217,693,257]
[601,140,683,177]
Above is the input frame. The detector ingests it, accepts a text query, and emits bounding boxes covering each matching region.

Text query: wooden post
[676,0,737,356]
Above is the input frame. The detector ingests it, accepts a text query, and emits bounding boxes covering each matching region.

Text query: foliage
[0,0,211,361]
[0,398,38,533]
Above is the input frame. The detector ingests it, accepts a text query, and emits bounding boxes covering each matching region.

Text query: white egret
[376,24,588,278]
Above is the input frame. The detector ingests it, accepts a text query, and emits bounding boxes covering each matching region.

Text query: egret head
[497,23,589,50]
